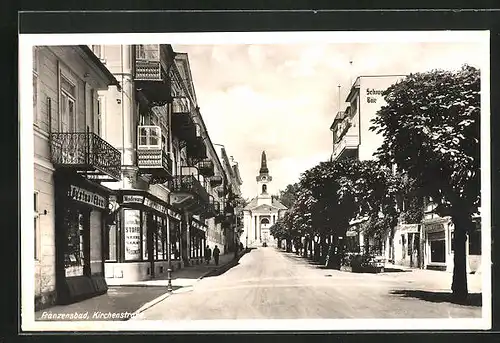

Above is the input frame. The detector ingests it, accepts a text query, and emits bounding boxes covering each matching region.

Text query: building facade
[331,74,482,273]
[88,44,233,284]
[242,151,287,248]
[33,45,122,310]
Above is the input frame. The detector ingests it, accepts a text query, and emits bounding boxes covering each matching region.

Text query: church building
[241,151,287,247]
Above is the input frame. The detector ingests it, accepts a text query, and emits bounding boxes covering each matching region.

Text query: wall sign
[400,224,420,233]
[366,88,385,104]
[144,197,165,214]
[123,195,144,204]
[68,185,107,209]
[124,209,141,260]
[168,209,182,220]
[425,222,445,233]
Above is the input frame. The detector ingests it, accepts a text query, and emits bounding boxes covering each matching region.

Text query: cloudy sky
[173,41,484,200]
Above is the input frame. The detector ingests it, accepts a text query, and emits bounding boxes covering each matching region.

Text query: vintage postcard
[19,30,491,331]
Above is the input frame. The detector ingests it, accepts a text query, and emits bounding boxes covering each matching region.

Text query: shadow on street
[390,289,482,307]
[203,248,254,278]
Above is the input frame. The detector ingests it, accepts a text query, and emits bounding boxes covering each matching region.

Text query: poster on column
[124,209,141,260]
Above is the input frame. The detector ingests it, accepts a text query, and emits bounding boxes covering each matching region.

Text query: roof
[243,197,287,211]
[79,45,121,90]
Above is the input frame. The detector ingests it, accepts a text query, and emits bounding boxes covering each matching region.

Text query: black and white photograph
[19,30,490,331]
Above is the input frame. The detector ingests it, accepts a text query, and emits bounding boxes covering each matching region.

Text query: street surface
[137,247,482,320]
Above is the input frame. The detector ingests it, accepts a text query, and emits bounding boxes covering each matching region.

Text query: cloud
[173,41,484,199]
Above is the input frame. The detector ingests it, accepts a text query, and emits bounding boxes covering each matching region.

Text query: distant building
[242,151,287,247]
[330,75,406,162]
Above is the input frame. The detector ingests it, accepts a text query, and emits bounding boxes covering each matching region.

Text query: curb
[129,291,172,319]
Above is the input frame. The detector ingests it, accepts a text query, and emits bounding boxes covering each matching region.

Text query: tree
[370,65,480,301]
[278,183,300,209]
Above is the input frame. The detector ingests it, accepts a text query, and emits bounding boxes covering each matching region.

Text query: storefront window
[430,240,445,263]
[64,208,88,277]
[156,216,165,260]
[142,211,149,260]
[124,209,141,261]
[105,224,117,261]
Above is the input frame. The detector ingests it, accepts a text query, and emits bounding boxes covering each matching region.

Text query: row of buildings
[329,75,482,273]
[33,44,244,310]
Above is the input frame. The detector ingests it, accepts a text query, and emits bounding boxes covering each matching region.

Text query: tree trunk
[451,224,468,302]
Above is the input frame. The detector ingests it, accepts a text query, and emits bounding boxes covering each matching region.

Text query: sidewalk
[34,251,246,321]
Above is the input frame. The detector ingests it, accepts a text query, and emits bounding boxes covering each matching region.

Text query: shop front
[190,218,207,265]
[423,219,452,271]
[53,171,112,305]
[393,224,422,268]
[104,190,183,284]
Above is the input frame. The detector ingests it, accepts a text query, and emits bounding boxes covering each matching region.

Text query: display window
[63,206,90,277]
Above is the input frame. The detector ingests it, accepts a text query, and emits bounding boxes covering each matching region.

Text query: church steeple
[256,150,272,196]
[259,151,269,175]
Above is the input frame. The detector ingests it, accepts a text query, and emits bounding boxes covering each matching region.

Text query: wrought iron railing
[209,175,223,187]
[171,175,210,203]
[137,149,172,173]
[50,131,121,181]
[198,159,214,176]
[135,59,162,81]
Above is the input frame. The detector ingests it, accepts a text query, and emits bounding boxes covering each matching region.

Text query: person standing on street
[213,245,220,266]
[205,245,212,265]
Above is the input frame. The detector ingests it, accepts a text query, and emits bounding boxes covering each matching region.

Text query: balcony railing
[209,175,223,187]
[198,159,214,177]
[332,134,360,161]
[171,174,210,204]
[187,137,207,160]
[50,131,121,181]
[172,97,197,142]
[137,149,173,183]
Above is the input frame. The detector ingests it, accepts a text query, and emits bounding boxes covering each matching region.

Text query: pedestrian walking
[205,245,212,265]
[213,245,220,266]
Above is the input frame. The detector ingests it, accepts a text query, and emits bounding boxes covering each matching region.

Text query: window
[138,126,161,148]
[91,45,103,60]
[105,224,117,261]
[142,211,149,260]
[34,192,39,260]
[64,208,89,277]
[60,76,76,132]
[136,45,146,59]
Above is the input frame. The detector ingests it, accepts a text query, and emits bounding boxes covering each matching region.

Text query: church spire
[259,151,269,175]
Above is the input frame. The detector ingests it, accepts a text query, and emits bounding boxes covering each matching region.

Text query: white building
[33,45,121,310]
[241,151,287,248]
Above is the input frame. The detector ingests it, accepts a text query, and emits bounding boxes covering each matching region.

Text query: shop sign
[68,185,107,209]
[425,222,445,233]
[123,195,144,204]
[124,210,141,260]
[346,230,358,237]
[400,224,419,233]
[168,209,182,220]
[144,197,165,214]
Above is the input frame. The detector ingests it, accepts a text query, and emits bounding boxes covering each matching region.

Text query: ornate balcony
[50,130,121,181]
[198,159,214,177]
[134,44,173,106]
[331,134,360,161]
[203,195,218,219]
[170,168,210,215]
[136,125,173,184]
[187,136,207,160]
[137,149,173,184]
[171,96,197,142]
[209,175,223,187]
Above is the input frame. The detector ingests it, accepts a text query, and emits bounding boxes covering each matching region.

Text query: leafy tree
[370,65,480,301]
[278,183,300,209]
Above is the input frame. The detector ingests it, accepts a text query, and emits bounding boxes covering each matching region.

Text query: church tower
[256,151,272,206]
